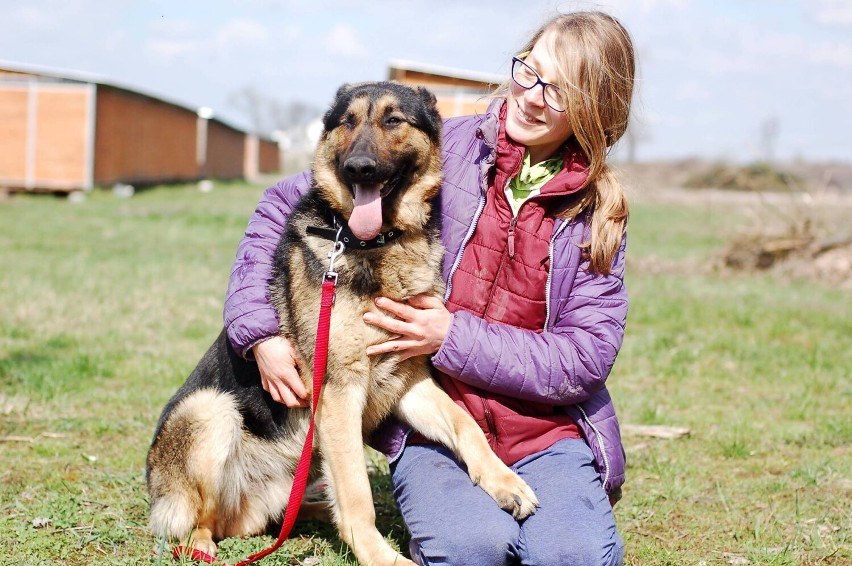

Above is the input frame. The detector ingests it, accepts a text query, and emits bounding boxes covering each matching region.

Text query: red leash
[173,259,340,565]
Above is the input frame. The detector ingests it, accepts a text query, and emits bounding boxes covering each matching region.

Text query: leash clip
[325,227,345,284]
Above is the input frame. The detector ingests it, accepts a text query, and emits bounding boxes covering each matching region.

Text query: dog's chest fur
[268,191,444,431]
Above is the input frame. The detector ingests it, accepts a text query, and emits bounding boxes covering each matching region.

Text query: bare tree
[227,86,319,136]
[227,87,268,134]
[621,115,649,163]
[760,116,780,164]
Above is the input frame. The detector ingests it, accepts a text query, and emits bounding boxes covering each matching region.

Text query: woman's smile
[515,101,545,126]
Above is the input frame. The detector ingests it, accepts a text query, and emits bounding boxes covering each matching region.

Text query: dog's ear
[322,84,354,133]
[414,86,442,142]
[416,86,437,109]
[334,83,355,100]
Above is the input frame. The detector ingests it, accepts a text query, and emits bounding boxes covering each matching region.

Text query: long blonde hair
[507,12,635,274]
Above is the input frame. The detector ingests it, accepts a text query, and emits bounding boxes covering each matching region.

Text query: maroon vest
[433,109,590,465]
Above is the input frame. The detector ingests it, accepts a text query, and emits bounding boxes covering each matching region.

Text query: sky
[1,0,851,163]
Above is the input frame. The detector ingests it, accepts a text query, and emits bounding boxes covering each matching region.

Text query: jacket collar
[476,98,503,149]
[481,99,590,199]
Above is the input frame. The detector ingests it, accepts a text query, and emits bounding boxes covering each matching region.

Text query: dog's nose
[343,156,378,179]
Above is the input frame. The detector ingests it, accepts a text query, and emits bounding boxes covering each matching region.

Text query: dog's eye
[342,114,356,129]
[385,116,403,127]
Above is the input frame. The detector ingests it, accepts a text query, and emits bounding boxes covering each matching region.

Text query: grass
[1,182,849,565]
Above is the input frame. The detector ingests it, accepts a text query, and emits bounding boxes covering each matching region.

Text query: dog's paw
[384,553,415,566]
[474,468,539,520]
[357,543,415,566]
[187,528,217,559]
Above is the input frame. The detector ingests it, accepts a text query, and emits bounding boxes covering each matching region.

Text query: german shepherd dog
[146,82,538,566]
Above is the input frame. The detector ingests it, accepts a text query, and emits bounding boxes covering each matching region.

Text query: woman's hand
[253,336,309,408]
[363,294,452,361]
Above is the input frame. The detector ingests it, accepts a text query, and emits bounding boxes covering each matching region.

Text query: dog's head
[312,81,443,240]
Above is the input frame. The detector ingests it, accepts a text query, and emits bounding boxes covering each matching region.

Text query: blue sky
[2,0,851,162]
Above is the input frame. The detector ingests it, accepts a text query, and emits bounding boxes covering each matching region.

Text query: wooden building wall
[257,138,279,174]
[93,86,198,186]
[389,67,499,118]
[204,120,246,180]
[0,87,28,184]
[1,66,279,191]
[35,87,90,186]
[0,83,91,190]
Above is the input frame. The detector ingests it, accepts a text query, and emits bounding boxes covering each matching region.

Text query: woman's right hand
[253,336,309,408]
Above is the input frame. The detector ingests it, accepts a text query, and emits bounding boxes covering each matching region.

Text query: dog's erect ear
[322,84,354,133]
[414,86,441,142]
[416,86,437,109]
[335,83,354,98]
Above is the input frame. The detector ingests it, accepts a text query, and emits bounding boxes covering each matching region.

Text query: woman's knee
[411,517,518,566]
[522,527,624,566]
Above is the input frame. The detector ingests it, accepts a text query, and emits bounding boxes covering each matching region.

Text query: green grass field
[1,182,849,565]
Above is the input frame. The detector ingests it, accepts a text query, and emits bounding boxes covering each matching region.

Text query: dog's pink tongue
[349,184,383,240]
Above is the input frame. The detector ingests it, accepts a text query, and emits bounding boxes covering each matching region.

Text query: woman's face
[505,35,574,164]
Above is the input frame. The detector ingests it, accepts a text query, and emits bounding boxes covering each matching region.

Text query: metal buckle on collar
[325,227,345,286]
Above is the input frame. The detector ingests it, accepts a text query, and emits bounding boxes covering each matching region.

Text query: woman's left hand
[363,294,452,360]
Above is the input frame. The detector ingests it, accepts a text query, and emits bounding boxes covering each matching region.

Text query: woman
[224,11,634,565]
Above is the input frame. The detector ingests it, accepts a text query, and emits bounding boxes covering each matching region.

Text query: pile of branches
[685,162,803,192]
[724,222,851,271]
[720,192,852,286]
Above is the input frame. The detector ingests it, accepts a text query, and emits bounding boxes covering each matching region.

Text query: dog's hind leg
[317,384,415,566]
[148,389,247,557]
[394,376,539,520]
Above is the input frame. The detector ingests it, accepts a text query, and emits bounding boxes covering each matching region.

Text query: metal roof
[0,59,255,135]
[388,59,505,85]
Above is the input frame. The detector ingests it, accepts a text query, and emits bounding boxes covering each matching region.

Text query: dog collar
[306,217,404,250]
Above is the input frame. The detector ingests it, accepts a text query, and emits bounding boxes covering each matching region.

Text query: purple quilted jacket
[224,99,628,500]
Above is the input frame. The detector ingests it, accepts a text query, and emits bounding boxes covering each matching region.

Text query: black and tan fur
[146,82,537,566]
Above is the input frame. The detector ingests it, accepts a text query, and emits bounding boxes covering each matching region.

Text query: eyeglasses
[511,57,566,112]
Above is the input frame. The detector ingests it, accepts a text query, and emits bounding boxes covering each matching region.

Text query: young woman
[224,11,634,565]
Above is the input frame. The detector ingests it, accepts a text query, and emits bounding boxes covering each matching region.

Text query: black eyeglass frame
[510,56,566,113]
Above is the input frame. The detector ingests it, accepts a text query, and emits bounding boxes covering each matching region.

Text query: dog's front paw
[356,543,415,566]
[474,468,539,520]
[385,553,416,566]
[185,527,217,559]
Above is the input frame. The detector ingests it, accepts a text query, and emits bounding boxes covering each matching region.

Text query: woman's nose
[523,84,547,109]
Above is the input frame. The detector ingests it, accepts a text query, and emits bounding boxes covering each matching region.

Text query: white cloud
[149,18,198,36]
[675,80,710,101]
[808,41,852,69]
[146,38,201,59]
[638,0,688,12]
[812,0,852,27]
[216,18,270,46]
[145,18,271,62]
[324,24,369,58]
[703,50,761,74]
[10,5,50,28]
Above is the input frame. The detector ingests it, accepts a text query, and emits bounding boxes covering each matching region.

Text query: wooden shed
[0,61,279,192]
[388,59,504,118]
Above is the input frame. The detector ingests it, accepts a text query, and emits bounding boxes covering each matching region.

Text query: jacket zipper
[507,216,517,259]
[546,221,610,489]
[443,194,486,302]
[544,221,570,331]
[577,404,610,489]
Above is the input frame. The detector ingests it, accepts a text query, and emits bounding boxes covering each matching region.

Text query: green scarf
[505,151,563,216]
